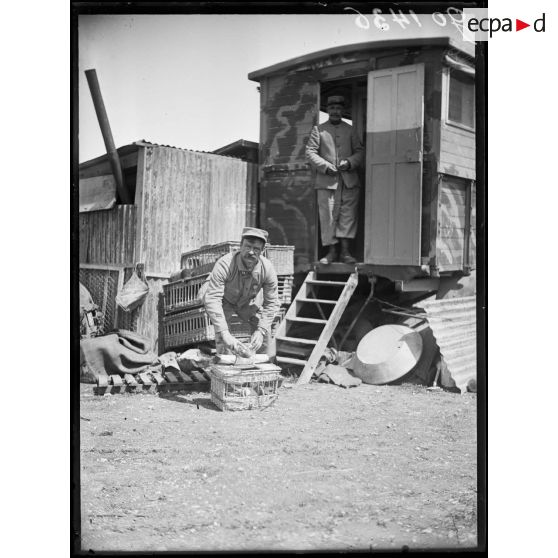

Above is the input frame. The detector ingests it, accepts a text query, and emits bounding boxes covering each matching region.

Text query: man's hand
[326,166,338,176]
[249,329,265,352]
[337,159,350,171]
[220,330,239,353]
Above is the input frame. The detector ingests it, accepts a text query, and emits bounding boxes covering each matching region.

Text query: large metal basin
[352,324,423,385]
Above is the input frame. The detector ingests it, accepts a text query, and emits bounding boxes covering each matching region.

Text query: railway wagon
[248,37,477,292]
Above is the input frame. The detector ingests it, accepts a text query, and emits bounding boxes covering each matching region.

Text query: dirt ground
[78,380,478,552]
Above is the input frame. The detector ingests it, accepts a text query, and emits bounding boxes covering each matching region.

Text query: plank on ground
[164,370,180,383]
[188,369,207,383]
[149,371,166,385]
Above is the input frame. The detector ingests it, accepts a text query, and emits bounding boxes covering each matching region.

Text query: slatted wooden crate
[208,364,281,411]
[163,272,292,317]
[163,273,208,314]
[265,245,295,275]
[163,305,286,352]
[162,307,252,350]
[277,275,294,305]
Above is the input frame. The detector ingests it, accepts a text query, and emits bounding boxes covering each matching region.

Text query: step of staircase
[297,297,337,305]
[287,317,327,324]
[276,336,318,345]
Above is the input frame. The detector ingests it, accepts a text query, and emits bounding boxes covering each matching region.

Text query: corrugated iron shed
[415,296,477,393]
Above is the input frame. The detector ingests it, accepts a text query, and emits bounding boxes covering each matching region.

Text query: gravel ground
[78,380,478,552]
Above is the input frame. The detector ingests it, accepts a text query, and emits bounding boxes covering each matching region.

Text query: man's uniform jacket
[306,120,364,189]
[202,251,279,335]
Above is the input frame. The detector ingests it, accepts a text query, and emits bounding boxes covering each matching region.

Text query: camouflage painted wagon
[248,36,477,290]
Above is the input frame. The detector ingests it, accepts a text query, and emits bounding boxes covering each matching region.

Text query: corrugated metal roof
[415,296,477,393]
[132,139,220,155]
[79,140,242,168]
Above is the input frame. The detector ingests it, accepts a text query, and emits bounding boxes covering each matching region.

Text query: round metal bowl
[352,324,423,385]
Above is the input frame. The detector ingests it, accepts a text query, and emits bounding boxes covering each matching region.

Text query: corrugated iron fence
[79,205,136,266]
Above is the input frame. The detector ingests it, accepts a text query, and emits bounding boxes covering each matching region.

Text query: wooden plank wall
[137,146,257,275]
[469,181,476,269]
[135,275,167,353]
[439,125,475,179]
[115,270,167,354]
[436,176,470,271]
[79,205,136,265]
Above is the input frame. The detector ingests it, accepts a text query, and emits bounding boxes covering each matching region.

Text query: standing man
[306,95,364,264]
[202,227,280,355]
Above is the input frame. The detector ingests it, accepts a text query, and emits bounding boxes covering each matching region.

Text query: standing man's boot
[319,244,338,264]
[339,238,356,264]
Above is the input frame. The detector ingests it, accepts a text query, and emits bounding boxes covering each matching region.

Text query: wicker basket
[277,275,294,305]
[209,364,281,411]
[163,273,209,314]
[180,242,240,276]
[265,245,295,275]
[162,307,252,350]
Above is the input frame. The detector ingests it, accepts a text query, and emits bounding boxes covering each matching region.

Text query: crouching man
[202,227,280,355]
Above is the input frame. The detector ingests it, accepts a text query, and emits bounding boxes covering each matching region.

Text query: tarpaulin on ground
[80,329,159,382]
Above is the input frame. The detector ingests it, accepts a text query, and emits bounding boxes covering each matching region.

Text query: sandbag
[80,329,159,383]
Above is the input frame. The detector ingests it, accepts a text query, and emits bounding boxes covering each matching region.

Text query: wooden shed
[248,37,476,287]
[79,140,258,350]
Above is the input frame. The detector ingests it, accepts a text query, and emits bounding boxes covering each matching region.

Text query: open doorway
[315,79,367,264]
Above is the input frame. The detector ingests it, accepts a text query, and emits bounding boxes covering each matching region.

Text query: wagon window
[447,72,475,130]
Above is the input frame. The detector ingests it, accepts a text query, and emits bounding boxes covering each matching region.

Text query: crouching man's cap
[241,227,269,244]
[327,95,345,106]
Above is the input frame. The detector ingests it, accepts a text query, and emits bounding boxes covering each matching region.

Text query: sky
[78,13,469,162]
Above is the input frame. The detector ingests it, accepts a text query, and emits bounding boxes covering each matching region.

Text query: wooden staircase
[274,271,358,384]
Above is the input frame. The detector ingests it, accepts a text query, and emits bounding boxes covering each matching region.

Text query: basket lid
[209,363,280,380]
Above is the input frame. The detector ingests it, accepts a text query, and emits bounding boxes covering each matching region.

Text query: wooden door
[365,64,424,265]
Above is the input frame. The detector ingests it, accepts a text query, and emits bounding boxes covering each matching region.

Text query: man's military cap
[241,227,269,244]
[327,95,345,106]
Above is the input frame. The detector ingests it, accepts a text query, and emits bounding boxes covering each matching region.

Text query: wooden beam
[276,336,317,345]
[276,356,307,367]
[79,263,127,271]
[134,146,147,267]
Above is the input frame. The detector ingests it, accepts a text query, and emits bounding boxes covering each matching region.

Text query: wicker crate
[209,364,281,411]
[265,245,295,275]
[277,275,294,305]
[180,242,294,277]
[162,307,252,350]
[163,273,209,314]
[180,241,240,276]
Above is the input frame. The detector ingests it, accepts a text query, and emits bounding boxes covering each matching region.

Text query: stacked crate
[161,242,294,352]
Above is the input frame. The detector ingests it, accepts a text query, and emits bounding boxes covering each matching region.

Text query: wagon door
[365,63,424,266]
